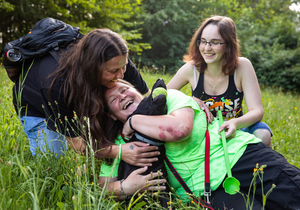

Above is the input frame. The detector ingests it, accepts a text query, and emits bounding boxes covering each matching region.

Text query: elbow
[166,122,193,142]
[257,109,264,121]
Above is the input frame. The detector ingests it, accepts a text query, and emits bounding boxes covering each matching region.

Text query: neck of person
[205,63,224,78]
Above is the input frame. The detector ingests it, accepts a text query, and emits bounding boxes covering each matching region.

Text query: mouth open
[123,101,133,110]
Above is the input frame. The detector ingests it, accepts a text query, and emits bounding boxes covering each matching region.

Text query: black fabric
[2,17,82,82]
[210,143,300,210]
[118,79,170,208]
[12,53,149,137]
[192,72,244,119]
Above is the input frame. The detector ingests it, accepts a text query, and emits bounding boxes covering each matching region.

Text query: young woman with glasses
[167,15,272,147]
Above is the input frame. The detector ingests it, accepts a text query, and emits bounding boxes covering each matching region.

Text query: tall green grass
[0,66,299,209]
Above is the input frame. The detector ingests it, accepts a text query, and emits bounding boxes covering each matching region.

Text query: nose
[119,92,126,101]
[116,66,126,79]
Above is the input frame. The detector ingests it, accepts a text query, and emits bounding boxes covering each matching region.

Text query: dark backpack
[1,17,84,82]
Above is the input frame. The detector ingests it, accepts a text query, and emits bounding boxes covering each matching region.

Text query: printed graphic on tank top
[192,68,244,121]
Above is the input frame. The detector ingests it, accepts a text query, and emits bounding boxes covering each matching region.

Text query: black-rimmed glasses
[197,40,226,47]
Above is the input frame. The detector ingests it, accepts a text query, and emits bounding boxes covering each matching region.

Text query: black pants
[210,143,300,210]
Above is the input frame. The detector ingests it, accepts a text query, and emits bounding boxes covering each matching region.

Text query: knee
[253,129,272,148]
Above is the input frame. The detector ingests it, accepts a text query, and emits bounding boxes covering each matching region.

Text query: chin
[106,81,117,89]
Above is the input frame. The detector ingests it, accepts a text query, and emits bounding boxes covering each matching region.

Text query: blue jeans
[20,116,68,157]
[240,121,273,136]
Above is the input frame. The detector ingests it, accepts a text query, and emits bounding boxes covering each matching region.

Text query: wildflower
[253,168,257,172]
[167,201,171,205]
[295,107,298,110]
[72,195,76,200]
[8,161,12,166]
[71,168,73,172]
[92,182,94,185]
[191,200,194,204]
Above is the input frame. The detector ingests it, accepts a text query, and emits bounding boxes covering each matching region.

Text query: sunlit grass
[0,66,299,209]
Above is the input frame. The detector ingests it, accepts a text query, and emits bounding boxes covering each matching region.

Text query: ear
[107,112,117,121]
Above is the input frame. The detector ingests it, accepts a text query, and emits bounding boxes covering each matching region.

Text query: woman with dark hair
[14,28,159,165]
[167,16,272,147]
[98,79,300,210]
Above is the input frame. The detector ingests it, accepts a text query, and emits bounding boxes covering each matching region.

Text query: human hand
[219,120,237,139]
[121,166,167,196]
[192,97,214,123]
[123,118,135,139]
[122,142,160,167]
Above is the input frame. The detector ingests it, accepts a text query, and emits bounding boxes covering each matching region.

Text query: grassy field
[0,66,299,209]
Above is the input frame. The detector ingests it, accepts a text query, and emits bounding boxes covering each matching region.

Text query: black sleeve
[123,58,149,94]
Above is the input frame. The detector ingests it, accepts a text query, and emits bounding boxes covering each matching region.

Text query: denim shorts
[240,121,273,136]
[20,116,68,157]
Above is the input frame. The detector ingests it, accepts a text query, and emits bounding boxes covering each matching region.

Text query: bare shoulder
[167,61,195,89]
[236,57,255,76]
[179,62,194,74]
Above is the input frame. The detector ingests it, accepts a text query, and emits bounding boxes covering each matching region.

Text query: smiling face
[105,81,143,123]
[199,24,226,65]
[101,55,128,88]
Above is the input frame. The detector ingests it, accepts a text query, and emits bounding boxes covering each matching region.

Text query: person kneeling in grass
[98,79,300,210]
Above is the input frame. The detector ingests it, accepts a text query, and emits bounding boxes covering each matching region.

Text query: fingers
[134,158,159,167]
[133,166,148,175]
[192,96,213,123]
[134,143,159,152]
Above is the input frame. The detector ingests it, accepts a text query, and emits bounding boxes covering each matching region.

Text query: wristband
[118,144,122,160]
[129,116,135,131]
[120,179,130,199]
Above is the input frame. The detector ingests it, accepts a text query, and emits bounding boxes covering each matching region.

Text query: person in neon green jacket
[99,79,300,210]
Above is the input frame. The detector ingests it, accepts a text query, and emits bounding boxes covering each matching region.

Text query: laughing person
[98,79,300,210]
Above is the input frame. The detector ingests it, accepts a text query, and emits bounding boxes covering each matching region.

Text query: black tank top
[192,71,244,120]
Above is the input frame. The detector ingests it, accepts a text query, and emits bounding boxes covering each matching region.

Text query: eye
[211,41,220,45]
[200,40,207,44]
[121,87,128,93]
[110,97,116,104]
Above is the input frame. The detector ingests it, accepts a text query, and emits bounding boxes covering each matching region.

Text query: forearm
[130,112,193,142]
[67,136,119,158]
[66,136,87,154]
[231,109,264,129]
[99,177,126,200]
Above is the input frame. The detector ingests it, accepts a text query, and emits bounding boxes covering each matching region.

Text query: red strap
[204,113,211,194]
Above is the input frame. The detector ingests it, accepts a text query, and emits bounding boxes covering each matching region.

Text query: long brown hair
[49,29,128,158]
[184,15,240,75]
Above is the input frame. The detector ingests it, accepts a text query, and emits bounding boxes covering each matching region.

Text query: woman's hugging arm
[122,107,195,142]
